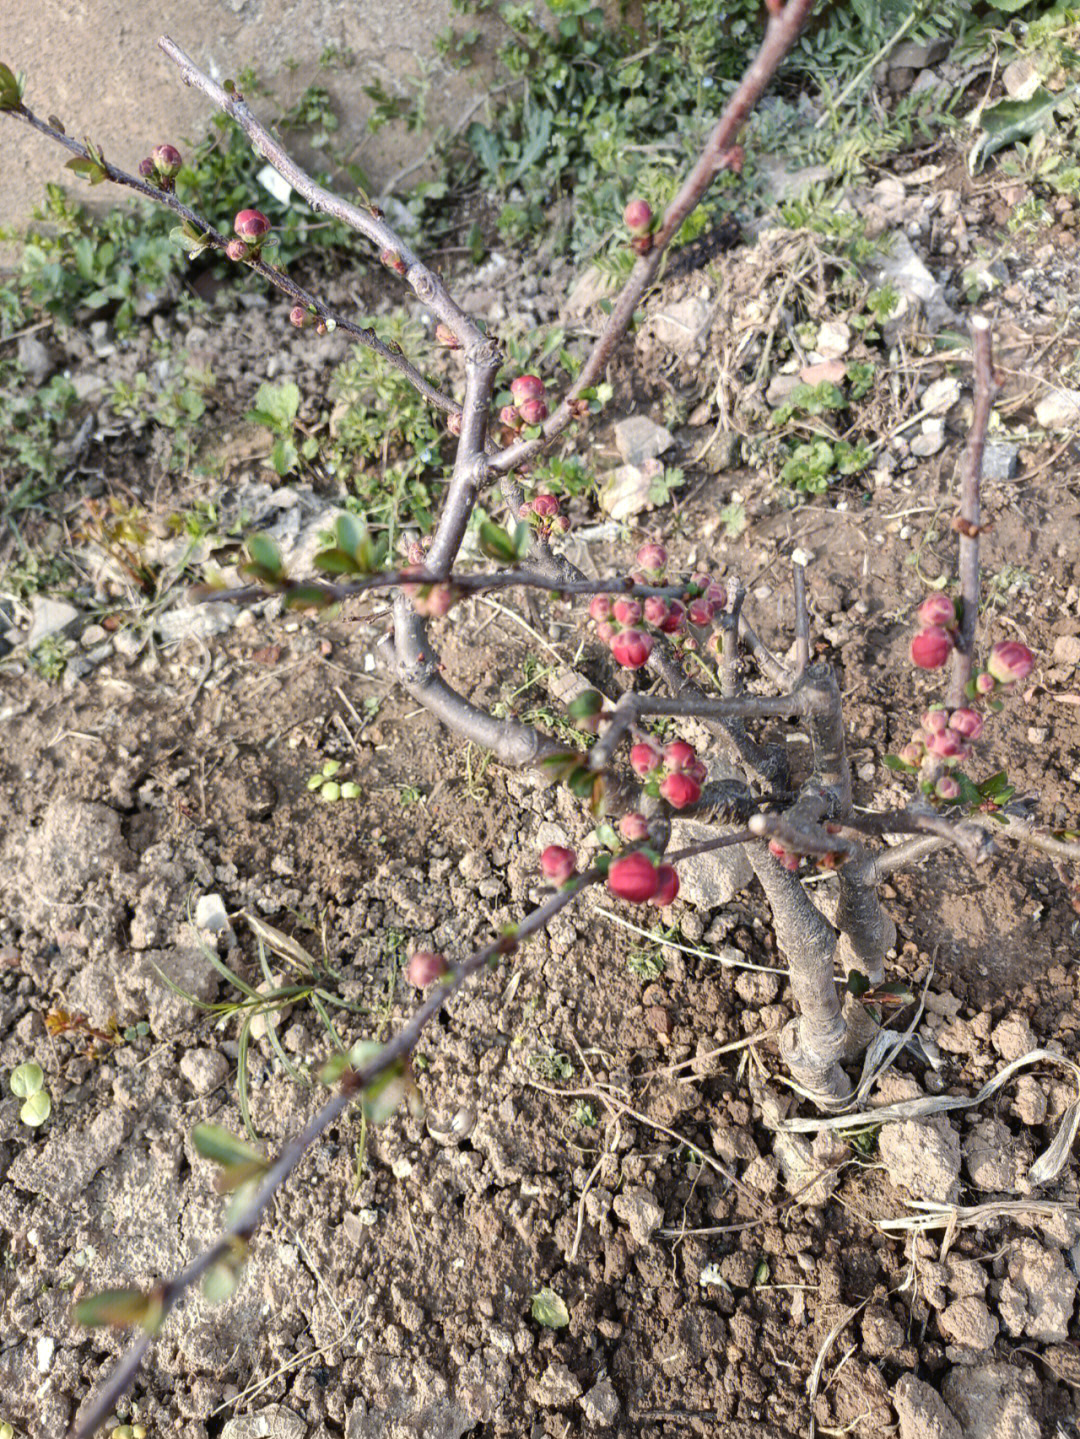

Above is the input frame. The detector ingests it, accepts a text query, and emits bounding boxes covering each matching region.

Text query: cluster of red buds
[518,491,570,540]
[226,209,271,263]
[288,304,333,335]
[587,545,727,670]
[380,247,408,276]
[607,850,679,906]
[630,737,706,810]
[401,566,460,619]
[500,375,549,434]
[623,198,655,256]
[137,143,182,192]
[910,595,1034,692]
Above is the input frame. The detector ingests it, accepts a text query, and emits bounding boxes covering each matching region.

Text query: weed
[27,634,71,682]
[9,1060,52,1126]
[627,946,665,982]
[573,1100,599,1128]
[528,1048,574,1082]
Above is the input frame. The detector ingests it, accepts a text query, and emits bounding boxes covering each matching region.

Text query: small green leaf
[313,547,361,575]
[477,516,520,564]
[531,1287,570,1328]
[0,62,24,110]
[284,584,336,611]
[73,1287,158,1329]
[10,1061,44,1098]
[322,760,343,777]
[270,436,299,477]
[846,969,871,997]
[753,1259,770,1286]
[320,781,341,802]
[335,513,364,557]
[202,1262,240,1303]
[881,754,916,774]
[307,773,326,791]
[20,1091,51,1126]
[595,822,620,852]
[243,533,284,582]
[567,690,603,721]
[192,1124,268,1189]
[340,782,361,799]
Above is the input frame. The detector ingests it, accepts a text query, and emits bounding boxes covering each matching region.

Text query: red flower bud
[935,776,961,801]
[768,839,800,872]
[648,864,679,907]
[531,493,560,518]
[686,758,707,786]
[234,209,271,240]
[643,596,669,627]
[499,405,521,430]
[138,157,156,179]
[663,740,696,771]
[435,323,459,348]
[630,742,662,777]
[987,640,1034,685]
[658,600,685,634]
[975,672,996,696]
[635,541,667,574]
[687,599,713,627]
[597,621,616,644]
[610,629,654,669]
[518,397,549,426]
[705,581,727,611]
[948,708,983,740]
[897,743,924,766]
[447,412,463,436]
[152,143,182,177]
[918,593,957,629]
[613,597,642,626]
[589,594,614,624]
[607,852,660,903]
[623,198,653,236]
[289,306,308,328]
[380,248,407,275]
[552,514,571,535]
[510,375,545,404]
[225,238,249,262]
[540,845,577,884]
[910,626,953,670]
[407,951,449,987]
[619,813,649,842]
[927,728,968,760]
[921,709,949,735]
[659,772,701,809]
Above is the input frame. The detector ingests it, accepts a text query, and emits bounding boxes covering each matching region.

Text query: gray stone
[892,1374,963,1439]
[766,372,804,408]
[871,232,955,328]
[112,627,144,659]
[26,597,80,648]
[644,295,710,352]
[667,818,752,909]
[116,945,221,1035]
[910,428,945,459]
[613,415,673,467]
[889,40,951,69]
[222,1407,307,1439]
[1002,56,1041,100]
[17,335,55,386]
[157,603,239,643]
[6,1106,127,1203]
[194,892,230,934]
[580,1377,619,1426]
[1035,388,1080,429]
[939,1296,999,1352]
[754,158,832,204]
[612,1186,664,1245]
[998,1238,1077,1343]
[179,1047,230,1095]
[981,442,1020,481]
[879,1118,961,1202]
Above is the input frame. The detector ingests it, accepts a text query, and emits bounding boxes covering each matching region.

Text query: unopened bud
[152,143,182,177]
[918,593,957,629]
[540,845,577,885]
[380,248,408,275]
[629,742,662,777]
[435,323,460,348]
[138,157,156,179]
[289,305,309,328]
[518,397,548,426]
[635,541,667,575]
[619,813,649,842]
[948,708,983,740]
[510,374,545,404]
[987,640,1034,685]
[447,412,463,436]
[225,238,249,262]
[910,626,953,670]
[935,775,961,801]
[234,209,271,240]
[610,628,654,669]
[407,951,449,987]
[613,597,642,626]
[589,594,614,624]
[623,198,653,236]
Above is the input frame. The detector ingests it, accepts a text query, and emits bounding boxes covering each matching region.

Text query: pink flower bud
[927,728,968,760]
[687,599,713,627]
[447,412,463,436]
[552,514,570,535]
[518,397,549,426]
[435,323,460,348]
[686,758,707,785]
[648,864,679,907]
[138,157,156,179]
[152,143,182,177]
[610,629,654,669]
[589,594,614,624]
[948,708,983,740]
[935,776,961,801]
[380,248,408,275]
[910,626,953,670]
[531,493,560,518]
[987,640,1034,685]
[663,740,696,772]
[623,198,653,236]
[597,621,616,644]
[635,542,667,574]
[768,839,800,872]
[898,743,924,766]
[705,581,727,611]
[975,672,996,696]
[643,596,669,627]
[289,306,308,328]
[921,709,949,735]
[540,845,577,884]
[659,772,701,809]
[607,852,659,903]
[658,600,685,634]
[407,951,449,987]
[234,209,271,240]
[225,238,249,262]
[918,593,956,629]
[630,742,662,777]
[613,597,642,626]
[619,812,650,842]
[510,375,545,404]
[499,405,521,430]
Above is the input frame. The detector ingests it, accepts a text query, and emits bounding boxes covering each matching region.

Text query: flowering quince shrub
[3,7,1079,1434]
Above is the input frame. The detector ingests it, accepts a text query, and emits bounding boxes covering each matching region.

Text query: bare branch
[947,314,998,708]
[793,560,810,677]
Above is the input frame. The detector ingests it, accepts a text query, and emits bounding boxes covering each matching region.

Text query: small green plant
[530,1286,570,1329]
[573,1100,599,1128]
[306,759,361,802]
[528,1048,574,1082]
[28,634,71,682]
[10,1060,52,1127]
[245,381,318,478]
[627,946,666,982]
